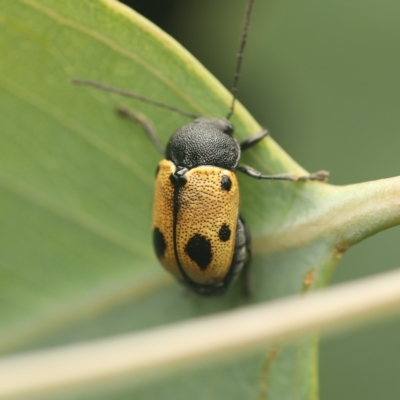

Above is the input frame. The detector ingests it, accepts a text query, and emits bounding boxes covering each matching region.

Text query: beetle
[72,0,328,296]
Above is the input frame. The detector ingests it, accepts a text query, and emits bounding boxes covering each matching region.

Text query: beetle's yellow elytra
[152,159,239,285]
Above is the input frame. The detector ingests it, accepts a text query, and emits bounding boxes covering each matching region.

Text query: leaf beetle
[73,0,328,296]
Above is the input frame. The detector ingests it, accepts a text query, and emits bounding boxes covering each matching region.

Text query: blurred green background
[122,0,400,398]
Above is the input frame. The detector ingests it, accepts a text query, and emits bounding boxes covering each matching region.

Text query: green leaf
[1,0,400,399]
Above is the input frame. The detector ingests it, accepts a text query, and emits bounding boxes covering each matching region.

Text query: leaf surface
[1,1,399,399]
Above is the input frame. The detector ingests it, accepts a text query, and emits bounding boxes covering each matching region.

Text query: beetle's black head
[166,117,240,170]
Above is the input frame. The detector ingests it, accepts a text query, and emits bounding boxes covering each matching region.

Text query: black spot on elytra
[153,227,166,258]
[219,224,231,242]
[221,175,232,191]
[185,234,212,270]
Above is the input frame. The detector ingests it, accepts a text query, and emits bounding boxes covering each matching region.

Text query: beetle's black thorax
[166,117,241,170]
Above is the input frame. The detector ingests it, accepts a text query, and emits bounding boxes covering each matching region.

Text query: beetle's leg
[240,129,269,151]
[237,164,329,182]
[240,217,252,297]
[116,105,165,154]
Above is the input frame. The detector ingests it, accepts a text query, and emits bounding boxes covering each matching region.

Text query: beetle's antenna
[71,79,200,119]
[226,0,255,120]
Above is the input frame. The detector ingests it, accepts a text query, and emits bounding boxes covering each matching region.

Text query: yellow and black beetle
[73,0,328,296]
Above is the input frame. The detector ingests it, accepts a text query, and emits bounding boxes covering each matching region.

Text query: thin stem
[2,267,400,397]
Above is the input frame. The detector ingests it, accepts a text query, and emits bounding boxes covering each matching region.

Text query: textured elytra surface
[152,160,180,279]
[177,166,239,283]
[152,160,239,285]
